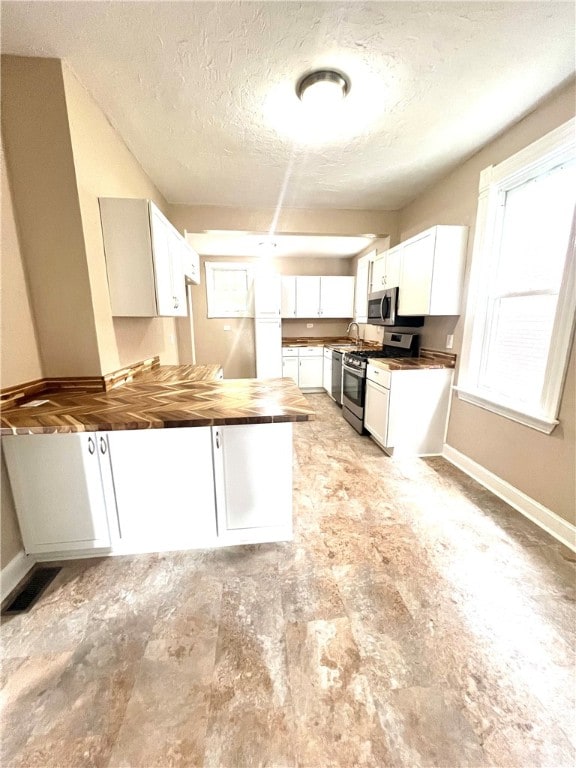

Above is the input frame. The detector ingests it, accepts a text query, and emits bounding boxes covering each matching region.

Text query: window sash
[205,262,254,318]
[457,118,576,434]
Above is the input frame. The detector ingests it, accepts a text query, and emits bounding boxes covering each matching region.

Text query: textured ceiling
[2,1,574,211]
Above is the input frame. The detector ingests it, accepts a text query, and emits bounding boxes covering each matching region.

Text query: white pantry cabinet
[364,363,454,456]
[212,423,292,544]
[254,271,282,317]
[99,197,187,317]
[399,225,468,316]
[106,428,217,552]
[370,246,402,292]
[2,433,113,555]
[255,318,282,378]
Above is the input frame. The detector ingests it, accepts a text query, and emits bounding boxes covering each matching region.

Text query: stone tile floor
[1,393,575,767]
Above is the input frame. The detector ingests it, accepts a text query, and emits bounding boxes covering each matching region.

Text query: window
[205,262,254,318]
[457,118,576,434]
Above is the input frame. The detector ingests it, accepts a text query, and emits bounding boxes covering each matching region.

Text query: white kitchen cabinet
[370,246,402,292]
[323,347,333,393]
[299,354,324,390]
[99,197,187,317]
[364,363,454,456]
[212,423,292,544]
[255,318,282,378]
[295,276,321,318]
[399,225,468,316]
[320,276,355,318]
[2,433,113,555]
[106,428,217,552]
[281,276,297,318]
[354,254,372,323]
[282,355,299,384]
[254,271,281,317]
[182,236,201,285]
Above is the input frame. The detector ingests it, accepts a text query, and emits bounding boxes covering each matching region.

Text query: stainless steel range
[342,332,419,434]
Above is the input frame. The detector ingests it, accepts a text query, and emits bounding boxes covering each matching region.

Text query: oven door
[342,363,365,419]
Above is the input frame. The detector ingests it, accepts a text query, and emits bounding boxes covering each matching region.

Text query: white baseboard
[1,549,35,603]
[442,445,576,553]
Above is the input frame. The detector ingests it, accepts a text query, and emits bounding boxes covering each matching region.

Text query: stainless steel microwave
[367,287,424,327]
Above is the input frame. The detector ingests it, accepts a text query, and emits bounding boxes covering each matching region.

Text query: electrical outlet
[446,334,454,349]
[306,323,314,328]
[223,324,231,331]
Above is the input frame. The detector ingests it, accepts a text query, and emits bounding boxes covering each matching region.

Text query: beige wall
[398,78,576,524]
[1,56,102,377]
[0,140,39,567]
[62,66,180,371]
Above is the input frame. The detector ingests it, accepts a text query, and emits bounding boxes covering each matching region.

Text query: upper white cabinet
[254,271,282,317]
[320,276,355,318]
[182,236,201,285]
[281,275,354,318]
[370,246,402,292]
[281,276,297,318]
[399,225,468,316]
[99,198,187,317]
[2,433,113,555]
[354,253,372,323]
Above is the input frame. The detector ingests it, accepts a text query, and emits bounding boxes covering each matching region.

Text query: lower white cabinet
[106,428,217,552]
[364,364,454,456]
[2,433,113,555]
[2,423,294,559]
[212,424,292,544]
[282,355,299,384]
[299,355,323,389]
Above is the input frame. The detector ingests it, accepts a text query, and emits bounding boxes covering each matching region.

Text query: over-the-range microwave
[367,287,424,327]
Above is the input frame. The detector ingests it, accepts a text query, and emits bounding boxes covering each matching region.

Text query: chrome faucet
[346,321,360,346]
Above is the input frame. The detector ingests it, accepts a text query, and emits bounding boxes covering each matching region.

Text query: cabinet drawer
[299,346,323,356]
[367,363,391,389]
[282,347,299,357]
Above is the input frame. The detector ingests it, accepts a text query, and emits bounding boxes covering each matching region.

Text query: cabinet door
[281,276,297,318]
[282,356,299,384]
[371,255,387,292]
[255,319,282,378]
[399,231,435,315]
[150,206,175,316]
[299,356,323,389]
[213,423,292,532]
[254,271,281,317]
[320,276,355,318]
[182,237,200,285]
[323,351,333,392]
[354,255,370,322]
[168,228,187,316]
[295,276,321,318]
[364,380,390,448]
[107,427,217,551]
[386,247,402,288]
[2,433,111,554]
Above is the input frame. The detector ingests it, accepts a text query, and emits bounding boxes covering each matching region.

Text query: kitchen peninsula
[1,360,315,561]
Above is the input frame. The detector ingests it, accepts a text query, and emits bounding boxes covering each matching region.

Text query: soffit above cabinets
[186,232,377,259]
[2,2,574,210]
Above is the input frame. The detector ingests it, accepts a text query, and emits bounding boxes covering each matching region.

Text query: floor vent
[2,566,61,615]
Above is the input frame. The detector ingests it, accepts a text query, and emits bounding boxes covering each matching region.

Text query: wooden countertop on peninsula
[0,368,315,435]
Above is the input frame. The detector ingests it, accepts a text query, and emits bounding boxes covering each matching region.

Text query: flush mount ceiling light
[296,69,350,106]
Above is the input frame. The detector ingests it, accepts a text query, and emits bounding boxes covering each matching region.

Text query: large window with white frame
[205,262,254,318]
[457,118,575,434]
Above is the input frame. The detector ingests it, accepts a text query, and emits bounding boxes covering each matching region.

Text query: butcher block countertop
[368,349,457,372]
[0,367,315,436]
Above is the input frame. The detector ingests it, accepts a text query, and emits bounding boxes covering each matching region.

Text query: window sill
[454,387,559,434]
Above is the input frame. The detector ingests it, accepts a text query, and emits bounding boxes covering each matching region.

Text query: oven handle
[343,363,364,376]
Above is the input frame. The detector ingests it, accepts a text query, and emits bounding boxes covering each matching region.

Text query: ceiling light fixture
[296,69,350,106]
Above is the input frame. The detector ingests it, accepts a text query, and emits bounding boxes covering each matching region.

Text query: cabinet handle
[215,430,221,449]
[87,436,95,455]
[99,436,107,455]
